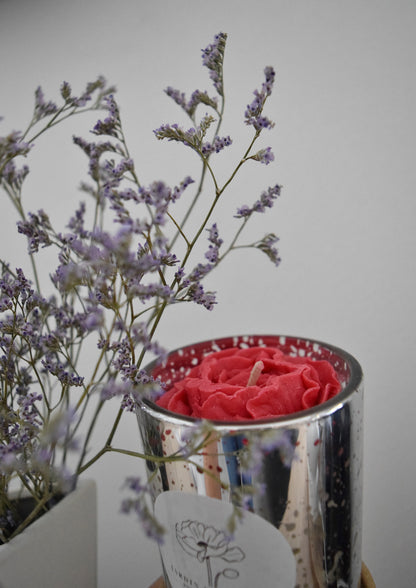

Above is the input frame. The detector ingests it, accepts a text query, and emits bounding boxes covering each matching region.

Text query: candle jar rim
[139,333,363,431]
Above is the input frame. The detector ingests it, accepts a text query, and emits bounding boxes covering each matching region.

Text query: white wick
[247,360,264,386]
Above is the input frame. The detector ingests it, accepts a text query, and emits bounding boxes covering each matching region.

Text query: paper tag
[155,492,296,588]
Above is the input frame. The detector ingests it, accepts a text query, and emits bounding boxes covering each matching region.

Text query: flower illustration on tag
[175,520,245,587]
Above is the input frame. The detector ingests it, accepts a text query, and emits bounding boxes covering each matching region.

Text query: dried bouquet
[0,32,281,543]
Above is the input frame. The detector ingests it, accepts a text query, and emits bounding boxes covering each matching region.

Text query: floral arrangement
[0,33,281,543]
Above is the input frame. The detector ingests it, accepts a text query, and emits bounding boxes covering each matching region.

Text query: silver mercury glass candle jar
[137,335,364,588]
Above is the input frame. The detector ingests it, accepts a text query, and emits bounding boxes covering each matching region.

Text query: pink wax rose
[156,346,341,421]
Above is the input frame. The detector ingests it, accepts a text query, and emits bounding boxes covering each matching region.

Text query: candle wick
[247,360,264,386]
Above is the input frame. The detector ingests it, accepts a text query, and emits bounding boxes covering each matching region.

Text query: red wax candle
[156,346,341,421]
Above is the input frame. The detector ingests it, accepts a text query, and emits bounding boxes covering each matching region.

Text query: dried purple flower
[34,86,59,121]
[41,355,84,387]
[17,210,52,253]
[245,66,276,132]
[255,233,281,266]
[186,282,217,310]
[235,184,281,218]
[165,87,218,118]
[201,32,227,96]
[201,135,233,156]
[121,477,165,544]
[91,94,121,137]
[154,119,232,161]
[249,146,275,165]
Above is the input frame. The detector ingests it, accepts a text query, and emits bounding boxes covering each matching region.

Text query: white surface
[0,480,97,588]
[1,1,415,587]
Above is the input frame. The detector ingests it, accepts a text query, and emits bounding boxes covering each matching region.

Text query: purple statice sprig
[0,267,92,389]
[156,36,280,276]
[231,183,281,266]
[205,222,223,263]
[17,209,53,254]
[48,177,196,308]
[165,87,219,118]
[72,135,123,184]
[173,222,224,311]
[59,76,117,110]
[33,86,59,121]
[244,66,276,132]
[254,233,281,267]
[174,264,217,311]
[246,146,275,165]
[121,477,166,544]
[0,271,83,463]
[164,33,227,119]
[0,132,32,199]
[235,184,281,218]
[0,131,32,162]
[201,32,228,96]
[91,94,122,139]
[32,76,116,127]
[154,115,232,160]
[0,76,115,225]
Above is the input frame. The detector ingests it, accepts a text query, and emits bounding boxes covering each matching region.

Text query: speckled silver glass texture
[137,335,364,588]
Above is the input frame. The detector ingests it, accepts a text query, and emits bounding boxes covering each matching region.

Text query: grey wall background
[1,1,415,586]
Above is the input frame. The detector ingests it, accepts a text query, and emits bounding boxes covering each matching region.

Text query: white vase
[0,479,97,588]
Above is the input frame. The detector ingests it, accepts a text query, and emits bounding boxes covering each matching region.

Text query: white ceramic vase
[0,479,97,588]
